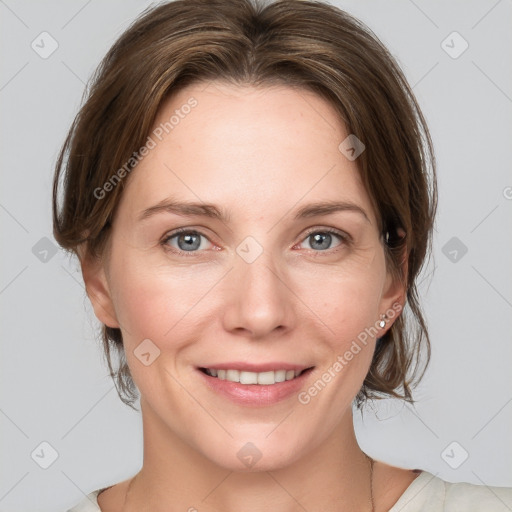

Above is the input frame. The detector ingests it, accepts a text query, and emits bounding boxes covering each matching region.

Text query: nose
[221,247,294,339]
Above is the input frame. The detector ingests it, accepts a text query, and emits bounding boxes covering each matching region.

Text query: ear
[79,252,120,329]
[379,228,408,330]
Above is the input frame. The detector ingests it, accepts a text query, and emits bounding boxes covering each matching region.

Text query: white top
[66,471,512,511]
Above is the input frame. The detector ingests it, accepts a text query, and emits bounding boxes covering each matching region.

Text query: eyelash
[160,227,351,257]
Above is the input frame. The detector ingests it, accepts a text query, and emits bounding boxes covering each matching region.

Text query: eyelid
[301,226,351,243]
[160,226,351,256]
[160,227,216,256]
[295,226,351,252]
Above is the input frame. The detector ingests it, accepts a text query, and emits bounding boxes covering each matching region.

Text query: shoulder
[441,477,512,512]
[66,489,101,512]
[66,477,133,511]
[390,470,512,512]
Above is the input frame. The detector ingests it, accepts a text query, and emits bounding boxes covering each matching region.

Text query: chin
[196,433,309,473]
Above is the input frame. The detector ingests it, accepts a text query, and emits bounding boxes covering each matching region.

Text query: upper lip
[199,362,314,372]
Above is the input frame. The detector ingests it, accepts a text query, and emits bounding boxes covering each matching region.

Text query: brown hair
[53,0,437,409]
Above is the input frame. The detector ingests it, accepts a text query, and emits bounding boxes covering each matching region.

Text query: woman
[53,0,512,510]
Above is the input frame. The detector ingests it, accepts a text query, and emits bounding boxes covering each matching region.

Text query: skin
[83,82,419,511]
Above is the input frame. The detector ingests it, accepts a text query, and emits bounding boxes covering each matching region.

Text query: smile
[199,368,309,385]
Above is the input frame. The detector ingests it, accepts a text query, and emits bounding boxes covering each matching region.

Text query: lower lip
[197,368,314,407]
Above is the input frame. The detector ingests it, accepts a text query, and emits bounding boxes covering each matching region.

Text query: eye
[161,229,213,255]
[161,227,350,257]
[297,228,349,252]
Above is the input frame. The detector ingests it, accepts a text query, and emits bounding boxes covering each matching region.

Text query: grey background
[1,0,511,510]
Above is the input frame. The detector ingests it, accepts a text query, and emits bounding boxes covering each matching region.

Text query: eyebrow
[138,199,370,224]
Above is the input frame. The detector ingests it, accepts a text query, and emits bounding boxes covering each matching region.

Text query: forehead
[154,81,346,153]
[116,81,377,227]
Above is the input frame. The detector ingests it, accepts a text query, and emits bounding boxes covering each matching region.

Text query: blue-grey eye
[178,232,201,251]
[301,231,344,251]
[165,231,211,252]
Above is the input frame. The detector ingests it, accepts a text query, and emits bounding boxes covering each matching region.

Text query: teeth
[240,371,258,384]
[274,370,286,383]
[226,369,240,382]
[257,371,274,385]
[204,368,306,385]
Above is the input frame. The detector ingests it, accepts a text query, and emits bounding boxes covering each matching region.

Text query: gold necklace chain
[366,453,375,512]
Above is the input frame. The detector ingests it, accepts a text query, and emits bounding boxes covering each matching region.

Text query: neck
[125,401,374,512]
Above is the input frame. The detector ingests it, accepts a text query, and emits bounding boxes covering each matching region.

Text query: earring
[378,314,387,328]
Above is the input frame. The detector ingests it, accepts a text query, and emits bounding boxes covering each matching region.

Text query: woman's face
[86,82,403,470]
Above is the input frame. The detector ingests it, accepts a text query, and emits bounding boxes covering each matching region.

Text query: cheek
[108,263,209,397]
[110,270,171,343]
[108,252,226,348]
[108,237,386,354]
[293,260,385,339]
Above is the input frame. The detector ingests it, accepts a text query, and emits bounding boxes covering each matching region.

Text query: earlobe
[380,279,405,331]
[80,255,120,329]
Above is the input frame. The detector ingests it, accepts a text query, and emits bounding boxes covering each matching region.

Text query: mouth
[196,362,316,406]
[198,367,314,385]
